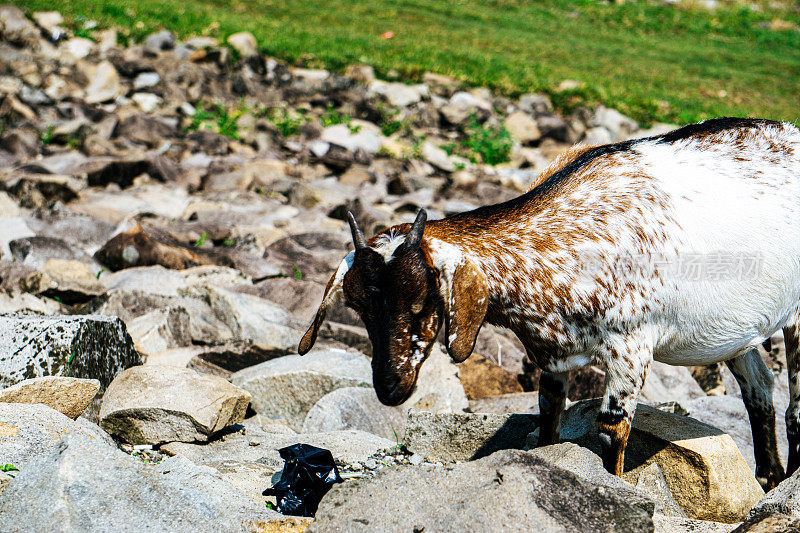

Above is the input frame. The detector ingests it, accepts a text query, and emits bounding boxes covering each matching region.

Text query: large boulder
[309,449,655,532]
[99,365,251,445]
[403,409,537,462]
[558,399,764,523]
[0,432,280,532]
[639,361,706,405]
[0,314,142,389]
[0,376,100,419]
[0,403,111,468]
[230,348,371,430]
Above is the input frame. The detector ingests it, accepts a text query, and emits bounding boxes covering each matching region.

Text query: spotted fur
[301,118,800,485]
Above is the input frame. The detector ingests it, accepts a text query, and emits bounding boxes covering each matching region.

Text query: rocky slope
[0,5,795,532]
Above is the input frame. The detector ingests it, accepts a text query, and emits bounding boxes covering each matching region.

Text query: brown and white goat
[300,117,800,489]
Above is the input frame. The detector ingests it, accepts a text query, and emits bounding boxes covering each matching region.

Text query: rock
[368,80,429,108]
[0,291,59,315]
[99,365,251,445]
[133,71,160,90]
[302,386,408,440]
[639,361,706,405]
[321,122,383,154]
[230,348,372,430]
[94,224,222,271]
[422,72,462,97]
[343,64,375,85]
[9,236,102,271]
[20,259,106,304]
[3,171,86,208]
[227,32,258,57]
[403,409,538,462]
[201,286,304,351]
[583,126,614,145]
[0,403,112,467]
[559,399,764,523]
[309,449,655,532]
[504,110,541,144]
[469,391,540,414]
[420,140,460,172]
[162,427,394,503]
[654,515,737,533]
[190,340,287,374]
[126,307,192,355]
[685,393,789,475]
[84,61,123,104]
[144,29,176,52]
[114,114,178,147]
[0,432,280,531]
[60,37,94,62]
[518,93,553,115]
[734,513,800,532]
[627,462,688,517]
[131,92,160,112]
[100,266,188,297]
[458,353,523,400]
[405,344,470,414]
[0,376,100,419]
[591,106,638,140]
[0,6,38,47]
[747,467,800,520]
[440,91,492,126]
[0,314,141,389]
[0,192,20,218]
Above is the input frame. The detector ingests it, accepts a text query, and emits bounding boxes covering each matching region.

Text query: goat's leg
[537,371,569,446]
[597,334,652,476]
[726,348,784,490]
[784,305,800,477]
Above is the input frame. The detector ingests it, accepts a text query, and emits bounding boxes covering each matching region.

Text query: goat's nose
[373,373,412,406]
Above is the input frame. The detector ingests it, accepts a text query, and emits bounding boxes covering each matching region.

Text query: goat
[299,117,800,490]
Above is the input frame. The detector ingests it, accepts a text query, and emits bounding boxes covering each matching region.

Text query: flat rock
[162,427,394,503]
[99,365,251,445]
[403,409,538,462]
[0,376,100,419]
[231,349,371,431]
[100,266,188,297]
[20,258,106,304]
[469,391,540,415]
[0,314,141,389]
[559,399,764,523]
[0,403,111,468]
[0,432,280,532]
[309,449,655,532]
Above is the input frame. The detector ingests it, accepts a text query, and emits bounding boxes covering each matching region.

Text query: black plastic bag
[263,443,343,517]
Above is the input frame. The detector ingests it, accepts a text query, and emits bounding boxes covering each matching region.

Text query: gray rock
[20,258,106,304]
[440,91,492,125]
[0,376,100,419]
[748,467,800,519]
[100,266,188,296]
[403,409,538,462]
[0,432,280,532]
[201,286,304,351]
[162,427,395,503]
[0,403,110,468]
[320,122,383,154]
[99,365,251,445]
[133,71,160,90]
[126,307,192,355]
[309,449,655,532]
[0,314,141,389]
[84,61,123,104]
[9,236,102,270]
[144,29,176,52]
[469,391,540,415]
[653,515,737,533]
[368,80,429,108]
[591,106,639,140]
[302,386,408,440]
[0,6,38,47]
[640,361,706,405]
[230,348,372,430]
[504,110,541,144]
[227,32,258,57]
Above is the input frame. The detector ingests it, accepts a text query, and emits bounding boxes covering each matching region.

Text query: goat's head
[299,209,489,406]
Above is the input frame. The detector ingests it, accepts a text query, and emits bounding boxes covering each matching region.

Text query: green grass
[12,0,800,125]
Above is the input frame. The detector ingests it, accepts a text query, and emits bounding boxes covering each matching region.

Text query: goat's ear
[428,244,488,363]
[298,252,354,355]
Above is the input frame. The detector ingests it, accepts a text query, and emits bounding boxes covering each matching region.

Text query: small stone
[227,31,258,57]
[363,458,378,470]
[409,453,424,465]
[131,93,161,113]
[133,72,160,90]
[144,30,175,52]
[504,111,541,144]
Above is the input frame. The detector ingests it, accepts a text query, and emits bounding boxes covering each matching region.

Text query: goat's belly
[651,270,800,366]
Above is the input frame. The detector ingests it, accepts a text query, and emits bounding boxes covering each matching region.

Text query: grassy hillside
[13,0,800,125]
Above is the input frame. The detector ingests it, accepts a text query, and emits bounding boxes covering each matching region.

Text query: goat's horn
[406,208,427,248]
[347,211,367,250]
